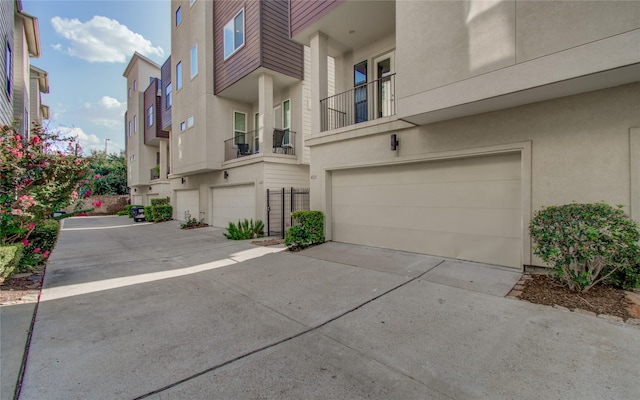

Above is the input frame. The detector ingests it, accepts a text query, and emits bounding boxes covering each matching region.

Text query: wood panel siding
[290,0,342,37]
[214,0,304,94]
[144,78,169,144]
[0,0,14,126]
[214,1,261,94]
[160,56,171,131]
[261,0,303,80]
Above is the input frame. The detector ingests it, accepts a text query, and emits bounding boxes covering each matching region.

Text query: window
[147,105,153,127]
[133,80,137,91]
[175,7,181,26]
[165,83,172,108]
[5,42,11,97]
[133,115,137,132]
[233,111,246,145]
[128,87,131,98]
[176,62,182,89]
[180,121,186,131]
[187,116,194,128]
[190,44,198,78]
[223,9,244,59]
[128,121,132,137]
[190,0,196,6]
[354,61,368,123]
[254,112,259,153]
[129,154,135,162]
[282,100,291,145]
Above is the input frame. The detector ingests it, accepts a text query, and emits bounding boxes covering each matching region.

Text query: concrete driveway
[4,216,639,399]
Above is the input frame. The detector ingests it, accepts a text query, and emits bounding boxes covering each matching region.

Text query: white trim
[233,110,247,146]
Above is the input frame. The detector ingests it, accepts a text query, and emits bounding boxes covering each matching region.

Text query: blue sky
[23,0,171,155]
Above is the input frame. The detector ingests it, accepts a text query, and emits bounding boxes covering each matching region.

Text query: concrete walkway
[3,216,639,399]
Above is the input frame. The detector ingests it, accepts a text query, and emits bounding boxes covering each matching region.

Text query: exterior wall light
[391,134,399,151]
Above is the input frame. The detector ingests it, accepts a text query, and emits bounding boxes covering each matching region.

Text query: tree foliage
[0,124,88,244]
[78,150,129,196]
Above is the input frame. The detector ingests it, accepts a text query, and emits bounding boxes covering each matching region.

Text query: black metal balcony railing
[224,129,296,161]
[320,73,396,132]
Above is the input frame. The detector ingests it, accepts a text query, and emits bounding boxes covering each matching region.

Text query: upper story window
[133,115,137,132]
[190,0,196,6]
[128,87,131,98]
[190,44,198,78]
[224,9,244,60]
[5,42,11,97]
[176,62,182,90]
[165,83,172,108]
[187,116,194,128]
[133,80,137,91]
[147,105,153,127]
[175,7,181,26]
[128,120,132,137]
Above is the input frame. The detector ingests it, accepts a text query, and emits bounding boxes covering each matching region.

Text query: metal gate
[266,188,310,238]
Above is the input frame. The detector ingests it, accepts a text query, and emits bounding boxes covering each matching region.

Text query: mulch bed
[519,274,633,320]
[251,239,284,246]
[0,272,44,304]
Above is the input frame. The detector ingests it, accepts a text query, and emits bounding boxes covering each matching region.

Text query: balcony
[224,129,296,161]
[321,74,396,132]
[150,167,160,181]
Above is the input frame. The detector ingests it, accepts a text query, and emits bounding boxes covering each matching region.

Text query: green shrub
[180,211,207,229]
[127,204,143,218]
[27,220,59,252]
[0,244,23,281]
[116,210,129,216]
[224,219,264,240]
[150,197,169,206]
[285,211,324,250]
[53,208,95,220]
[530,202,640,292]
[144,206,156,222]
[153,205,173,222]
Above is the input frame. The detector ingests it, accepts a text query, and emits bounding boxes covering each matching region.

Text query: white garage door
[331,153,522,268]
[131,195,143,206]
[211,185,256,228]
[176,190,200,221]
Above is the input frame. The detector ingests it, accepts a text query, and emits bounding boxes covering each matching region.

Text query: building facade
[291,0,640,270]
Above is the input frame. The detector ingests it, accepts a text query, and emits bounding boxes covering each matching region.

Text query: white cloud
[51,43,62,51]
[83,96,126,128]
[50,15,164,63]
[51,126,103,154]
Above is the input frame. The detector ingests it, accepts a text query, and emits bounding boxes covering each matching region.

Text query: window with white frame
[165,83,172,108]
[282,100,291,145]
[133,115,137,132]
[187,116,194,128]
[147,105,153,127]
[190,44,198,78]
[233,111,246,145]
[5,42,11,97]
[180,121,186,131]
[254,112,259,152]
[176,62,182,89]
[133,80,137,91]
[223,9,244,59]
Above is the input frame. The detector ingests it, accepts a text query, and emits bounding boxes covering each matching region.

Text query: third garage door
[211,185,256,228]
[331,153,522,268]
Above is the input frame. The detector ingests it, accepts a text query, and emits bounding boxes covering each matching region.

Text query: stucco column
[258,73,274,152]
[310,32,328,135]
[631,127,640,223]
[159,139,169,179]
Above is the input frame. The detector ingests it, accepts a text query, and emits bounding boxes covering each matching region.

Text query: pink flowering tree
[0,124,89,245]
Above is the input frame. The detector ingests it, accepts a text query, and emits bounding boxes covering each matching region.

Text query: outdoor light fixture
[391,134,399,151]
[134,188,137,192]
[224,171,229,179]
[181,177,186,184]
[149,186,152,191]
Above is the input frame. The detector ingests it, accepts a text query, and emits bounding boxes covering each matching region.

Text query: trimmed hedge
[27,220,59,253]
[144,206,156,222]
[285,211,324,250]
[150,197,169,206]
[0,244,24,281]
[153,205,173,222]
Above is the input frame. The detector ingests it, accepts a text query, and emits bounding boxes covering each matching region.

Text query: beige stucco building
[291,0,640,270]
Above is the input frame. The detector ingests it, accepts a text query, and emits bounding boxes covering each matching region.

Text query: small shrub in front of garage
[144,206,157,222]
[285,211,324,251]
[150,197,169,206]
[224,219,264,240]
[0,244,23,281]
[529,202,640,292]
[180,211,208,229]
[153,205,173,222]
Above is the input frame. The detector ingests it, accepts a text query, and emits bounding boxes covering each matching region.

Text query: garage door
[331,153,522,268]
[131,195,143,206]
[176,190,200,221]
[211,185,256,228]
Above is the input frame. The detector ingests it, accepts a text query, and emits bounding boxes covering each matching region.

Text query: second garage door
[331,153,522,268]
[176,190,200,222]
[211,185,256,228]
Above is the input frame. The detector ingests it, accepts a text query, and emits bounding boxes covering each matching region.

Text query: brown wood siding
[261,0,303,80]
[290,0,342,37]
[214,1,261,94]
[160,56,172,131]
[144,79,169,144]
